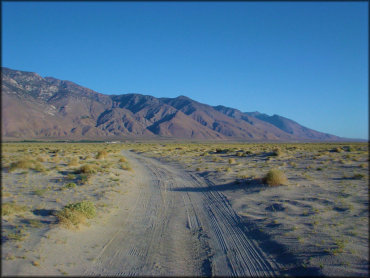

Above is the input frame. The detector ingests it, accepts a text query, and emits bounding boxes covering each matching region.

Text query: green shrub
[263,169,287,186]
[56,201,96,229]
[34,189,47,196]
[6,229,28,241]
[67,173,76,180]
[78,174,91,185]
[26,219,42,228]
[64,201,96,218]
[64,182,76,189]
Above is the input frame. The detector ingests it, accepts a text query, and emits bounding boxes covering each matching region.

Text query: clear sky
[2,1,368,139]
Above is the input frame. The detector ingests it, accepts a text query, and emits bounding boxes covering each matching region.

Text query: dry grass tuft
[228,158,236,164]
[121,163,132,171]
[78,164,98,174]
[118,156,126,163]
[9,159,34,172]
[68,157,80,167]
[56,201,96,229]
[263,169,287,186]
[2,203,27,216]
[96,150,108,160]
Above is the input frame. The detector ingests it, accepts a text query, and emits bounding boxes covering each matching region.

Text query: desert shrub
[68,157,79,167]
[352,173,365,180]
[78,164,98,174]
[272,148,282,157]
[56,201,96,229]
[343,145,353,152]
[359,163,367,169]
[228,158,236,164]
[36,156,46,162]
[34,189,47,196]
[64,201,96,218]
[6,229,28,241]
[212,156,220,162]
[121,163,132,171]
[66,173,76,180]
[118,156,126,163]
[77,174,91,185]
[96,150,108,160]
[9,159,34,172]
[25,219,43,228]
[331,147,342,153]
[64,182,76,189]
[263,169,287,186]
[33,162,46,172]
[2,203,27,216]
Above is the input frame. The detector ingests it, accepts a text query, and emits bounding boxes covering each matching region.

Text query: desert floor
[1,142,369,276]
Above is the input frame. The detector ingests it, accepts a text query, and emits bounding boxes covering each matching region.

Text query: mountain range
[2,67,344,141]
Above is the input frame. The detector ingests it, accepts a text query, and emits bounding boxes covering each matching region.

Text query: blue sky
[2,2,368,139]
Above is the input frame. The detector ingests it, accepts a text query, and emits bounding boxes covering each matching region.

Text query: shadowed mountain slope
[2,67,343,141]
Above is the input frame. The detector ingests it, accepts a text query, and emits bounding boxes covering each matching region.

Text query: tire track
[83,150,280,276]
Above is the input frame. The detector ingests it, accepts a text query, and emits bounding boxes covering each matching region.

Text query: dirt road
[83,151,280,276]
[7,150,281,276]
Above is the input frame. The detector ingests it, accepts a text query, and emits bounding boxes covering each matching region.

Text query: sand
[2,142,368,276]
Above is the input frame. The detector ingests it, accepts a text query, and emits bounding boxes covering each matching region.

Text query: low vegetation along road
[84,151,280,276]
[3,143,368,276]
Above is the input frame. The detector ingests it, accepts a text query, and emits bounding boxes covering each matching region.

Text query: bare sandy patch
[131,142,369,276]
[1,143,136,275]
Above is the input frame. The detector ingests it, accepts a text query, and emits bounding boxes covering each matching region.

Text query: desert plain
[1,141,369,276]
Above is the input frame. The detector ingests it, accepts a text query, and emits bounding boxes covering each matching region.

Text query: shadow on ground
[170,178,268,194]
[237,215,323,276]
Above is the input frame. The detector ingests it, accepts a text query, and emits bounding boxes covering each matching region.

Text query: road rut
[84,151,280,276]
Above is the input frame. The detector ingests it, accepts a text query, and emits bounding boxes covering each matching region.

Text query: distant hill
[1,67,345,141]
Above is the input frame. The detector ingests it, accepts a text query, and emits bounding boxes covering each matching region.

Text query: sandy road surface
[84,150,281,276]
[7,151,281,276]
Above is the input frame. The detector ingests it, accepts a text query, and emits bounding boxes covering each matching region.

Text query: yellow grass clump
[228,158,236,164]
[78,164,98,174]
[68,157,80,167]
[119,156,126,163]
[9,159,34,172]
[263,169,287,186]
[96,150,108,160]
[2,203,27,217]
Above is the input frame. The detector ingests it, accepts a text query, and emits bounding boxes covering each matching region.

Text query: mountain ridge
[1,67,348,141]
